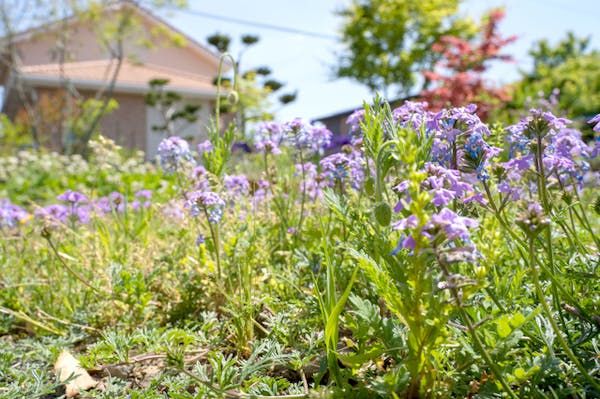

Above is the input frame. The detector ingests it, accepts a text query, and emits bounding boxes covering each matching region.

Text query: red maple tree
[419,9,517,120]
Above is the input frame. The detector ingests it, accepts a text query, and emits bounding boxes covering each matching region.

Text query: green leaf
[325,267,359,347]
[374,202,392,226]
[337,345,385,367]
[508,311,526,328]
[496,315,512,339]
[513,367,527,380]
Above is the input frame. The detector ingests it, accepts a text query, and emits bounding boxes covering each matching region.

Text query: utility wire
[159,6,339,41]
[529,0,592,16]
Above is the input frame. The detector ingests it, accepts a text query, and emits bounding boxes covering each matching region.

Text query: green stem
[528,238,600,389]
[204,207,222,283]
[297,148,307,235]
[44,232,110,298]
[215,53,238,134]
[437,254,518,398]
[482,181,528,248]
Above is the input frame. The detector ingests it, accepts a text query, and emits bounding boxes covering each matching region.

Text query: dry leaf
[54,350,98,398]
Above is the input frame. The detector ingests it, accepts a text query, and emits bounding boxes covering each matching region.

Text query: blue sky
[156,0,599,122]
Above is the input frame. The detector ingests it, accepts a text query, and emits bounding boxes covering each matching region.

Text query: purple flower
[426,105,492,171]
[346,109,365,134]
[391,214,418,232]
[588,113,600,132]
[497,180,520,201]
[162,200,185,221]
[196,233,205,246]
[35,204,69,223]
[108,191,126,213]
[157,136,195,174]
[92,197,111,215]
[432,188,455,207]
[536,110,571,130]
[75,205,92,224]
[319,151,364,190]
[429,208,478,242]
[392,181,410,212]
[503,154,534,172]
[284,118,332,153]
[254,122,283,154]
[505,109,572,152]
[252,179,271,202]
[391,215,419,252]
[56,190,92,223]
[185,191,225,224]
[0,199,30,229]
[392,208,479,262]
[135,190,153,199]
[295,162,325,200]
[224,174,250,196]
[190,165,211,191]
[57,190,87,204]
[133,190,152,209]
[392,101,429,130]
[197,140,214,153]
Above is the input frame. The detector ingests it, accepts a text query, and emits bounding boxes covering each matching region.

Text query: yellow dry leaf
[54,350,98,398]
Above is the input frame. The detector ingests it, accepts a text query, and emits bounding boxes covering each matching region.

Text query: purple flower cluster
[185,191,225,224]
[190,165,211,191]
[55,190,92,223]
[223,174,250,197]
[392,101,430,130]
[253,118,333,155]
[197,140,214,153]
[502,110,597,194]
[0,199,30,229]
[35,204,69,223]
[131,190,152,211]
[251,179,271,202]
[428,105,494,175]
[393,163,485,213]
[295,162,325,200]
[254,122,284,155]
[157,136,195,174]
[33,189,154,225]
[284,118,332,153]
[392,207,479,262]
[346,109,365,143]
[391,102,498,181]
[319,150,365,190]
[57,190,87,204]
[161,200,186,221]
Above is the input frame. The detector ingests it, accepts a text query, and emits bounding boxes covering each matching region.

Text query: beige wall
[98,92,147,151]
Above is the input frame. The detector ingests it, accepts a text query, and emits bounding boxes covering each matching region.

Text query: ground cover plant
[1,83,600,398]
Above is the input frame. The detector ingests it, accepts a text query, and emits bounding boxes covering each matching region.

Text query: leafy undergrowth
[2,100,600,398]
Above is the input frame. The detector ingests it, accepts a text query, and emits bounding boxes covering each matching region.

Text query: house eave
[19,75,219,99]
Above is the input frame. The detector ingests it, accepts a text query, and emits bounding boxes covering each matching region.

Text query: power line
[529,0,593,17]
[160,6,339,41]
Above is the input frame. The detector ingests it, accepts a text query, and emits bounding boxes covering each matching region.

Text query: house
[313,97,412,140]
[0,1,226,158]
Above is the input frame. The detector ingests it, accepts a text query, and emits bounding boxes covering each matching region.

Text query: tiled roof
[19,59,218,95]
